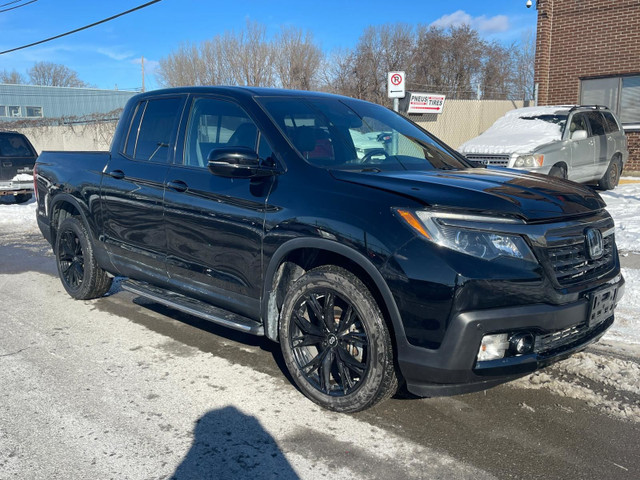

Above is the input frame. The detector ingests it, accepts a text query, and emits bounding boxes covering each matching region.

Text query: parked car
[458,105,628,190]
[0,131,37,203]
[35,88,624,412]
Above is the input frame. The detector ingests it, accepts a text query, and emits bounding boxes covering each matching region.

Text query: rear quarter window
[601,112,620,133]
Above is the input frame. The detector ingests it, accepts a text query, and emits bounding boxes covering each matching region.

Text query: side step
[121,279,264,336]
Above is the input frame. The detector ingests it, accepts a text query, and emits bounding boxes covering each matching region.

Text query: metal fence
[407,98,532,149]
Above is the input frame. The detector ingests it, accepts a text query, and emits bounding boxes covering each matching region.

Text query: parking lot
[1,185,639,480]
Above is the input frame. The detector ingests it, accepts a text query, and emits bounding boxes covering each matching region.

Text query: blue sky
[0,0,537,91]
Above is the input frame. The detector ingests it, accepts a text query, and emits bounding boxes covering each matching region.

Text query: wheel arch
[262,238,406,347]
[49,194,91,244]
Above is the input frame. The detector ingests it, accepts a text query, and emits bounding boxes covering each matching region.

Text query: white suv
[459,105,628,190]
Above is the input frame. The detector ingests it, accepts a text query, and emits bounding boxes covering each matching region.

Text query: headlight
[513,154,544,168]
[395,209,537,262]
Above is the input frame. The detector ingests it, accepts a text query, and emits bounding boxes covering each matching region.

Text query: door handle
[107,169,125,180]
[167,180,188,192]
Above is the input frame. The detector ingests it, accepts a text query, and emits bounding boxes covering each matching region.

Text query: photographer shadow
[171,406,299,480]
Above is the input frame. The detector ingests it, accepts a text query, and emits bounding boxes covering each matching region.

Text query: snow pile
[606,268,640,344]
[0,197,37,232]
[11,173,34,182]
[513,351,640,423]
[459,106,568,155]
[600,182,640,253]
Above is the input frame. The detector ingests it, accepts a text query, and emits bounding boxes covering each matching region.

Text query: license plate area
[588,285,617,327]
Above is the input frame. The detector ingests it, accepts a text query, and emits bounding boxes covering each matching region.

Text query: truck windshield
[257,96,471,171]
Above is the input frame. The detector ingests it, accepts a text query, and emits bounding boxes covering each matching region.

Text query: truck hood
[330,168,606,222]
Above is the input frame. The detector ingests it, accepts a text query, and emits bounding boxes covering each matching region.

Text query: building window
[0,106,5,117]
[581,75,640,129]
[8,106,20,117]
[25,106,43,118]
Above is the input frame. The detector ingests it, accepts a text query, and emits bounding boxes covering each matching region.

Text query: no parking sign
[387,71,405,99]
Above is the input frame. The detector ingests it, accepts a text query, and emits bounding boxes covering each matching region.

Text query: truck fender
[261,237,407,344]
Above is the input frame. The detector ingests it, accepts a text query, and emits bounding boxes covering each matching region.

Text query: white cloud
[430,10,510,34]
[97,47,134,61]
[131,57,159,74]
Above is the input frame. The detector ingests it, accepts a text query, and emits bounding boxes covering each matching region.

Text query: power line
[0,0,162,55]
[0,0,28,8]
[0,0,37,13]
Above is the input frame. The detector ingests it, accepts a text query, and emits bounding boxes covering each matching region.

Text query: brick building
[534,0,640,172]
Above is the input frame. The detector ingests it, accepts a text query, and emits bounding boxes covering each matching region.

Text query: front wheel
[55,217,112,300]
[279,265,397,412]
[549,165,567,180]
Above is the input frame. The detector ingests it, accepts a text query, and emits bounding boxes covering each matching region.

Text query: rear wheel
[14,193,32,204]
[279,265,397,412]
[598,158,621,190]
[55,217,112,300]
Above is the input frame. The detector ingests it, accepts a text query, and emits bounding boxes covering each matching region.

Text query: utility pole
[141,56,145,92]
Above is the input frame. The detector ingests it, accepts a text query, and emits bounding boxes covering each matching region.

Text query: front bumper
[398,273,625,397]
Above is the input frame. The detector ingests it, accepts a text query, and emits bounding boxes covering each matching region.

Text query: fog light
[509,333,534,355]
[477,334,510,361]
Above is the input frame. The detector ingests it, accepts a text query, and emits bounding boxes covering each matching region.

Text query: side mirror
[571,129,588,141]
[207,147,277,178]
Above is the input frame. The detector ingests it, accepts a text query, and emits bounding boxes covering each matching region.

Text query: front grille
[464,154,510,167]
[547,233,614,286]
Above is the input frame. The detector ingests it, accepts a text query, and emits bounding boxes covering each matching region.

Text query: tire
[598,158,621,190]
[14,193,32,204]
[279,265,398,412]
[549,165,567,180]
[55,217,112,300]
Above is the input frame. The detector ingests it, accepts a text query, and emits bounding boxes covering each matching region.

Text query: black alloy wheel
[290,290,369,396]
[55,217,112,300]
[57,228,85,291]
[280,266,397,412]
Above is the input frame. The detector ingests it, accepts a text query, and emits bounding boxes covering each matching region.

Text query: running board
[121,280,264,336]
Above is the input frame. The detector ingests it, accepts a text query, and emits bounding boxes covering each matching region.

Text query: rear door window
[124,96,185,163]
[585,111,606,136]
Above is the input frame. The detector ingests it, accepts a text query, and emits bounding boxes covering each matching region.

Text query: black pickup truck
[1,131,37,203]
[35,87,624,412]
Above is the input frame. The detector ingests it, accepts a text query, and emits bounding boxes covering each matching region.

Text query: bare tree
[511,29,536,101]
[321,24,414,104]
[410,25,484,99]
[318,49,357,95]
[0,69,25,84]
[157,42,211,87]
[273,26,322,90]
[156,21,279,88]
[28,62,89,87]
[480,41,513,100]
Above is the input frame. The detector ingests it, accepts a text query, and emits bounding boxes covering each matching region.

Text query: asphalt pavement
[1,230,638,480]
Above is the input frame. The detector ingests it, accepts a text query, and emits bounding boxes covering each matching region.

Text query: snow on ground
[0,197,37,232]
[600,180,640,253]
